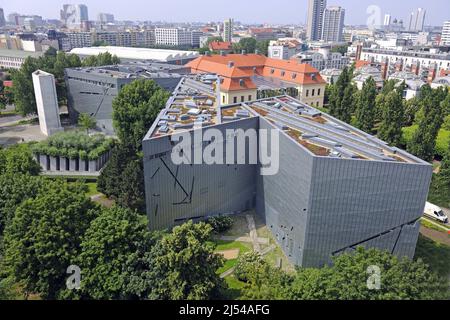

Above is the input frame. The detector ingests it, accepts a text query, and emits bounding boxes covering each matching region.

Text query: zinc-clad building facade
[143,92,432,267]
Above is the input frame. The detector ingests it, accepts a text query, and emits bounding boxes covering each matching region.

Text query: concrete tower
[32,70,63,136]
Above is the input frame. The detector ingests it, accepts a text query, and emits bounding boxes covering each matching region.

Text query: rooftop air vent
[239,79,245,87]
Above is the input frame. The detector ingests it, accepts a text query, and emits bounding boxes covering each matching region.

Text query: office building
[384,14,391,27]
[187,53,326,107]
[408,8,426,32]
[142,76,432,267]
[0,8,5,27]
[223,18,233,43]
[306,0,327,41]
[32,70,64,136]
[65,62,188,134]
[155,28,196,47]
[97,13,114,24]
[61,4,89,29]
[442,21,450,46]
[321,6,345,42]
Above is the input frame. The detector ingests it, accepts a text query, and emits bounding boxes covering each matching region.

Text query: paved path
[259,244,276,256]
[246,214,261,253]
[220,267,236,279]
[420,226,450,246]
[216,235,269,245]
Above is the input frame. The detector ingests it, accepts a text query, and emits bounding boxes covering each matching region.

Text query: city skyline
[0,0,448,25]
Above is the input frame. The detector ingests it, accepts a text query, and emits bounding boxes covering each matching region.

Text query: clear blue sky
[1,0,448,25]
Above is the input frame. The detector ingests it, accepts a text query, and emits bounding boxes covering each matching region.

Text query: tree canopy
[145,221,224,300]
[1,181,97,299]
[112,79,170,151]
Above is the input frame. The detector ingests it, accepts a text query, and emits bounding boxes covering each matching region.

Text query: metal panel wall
[143,117,259,230]
[303,157,432,267]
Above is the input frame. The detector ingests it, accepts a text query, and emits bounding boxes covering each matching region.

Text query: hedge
[32,131,115,160]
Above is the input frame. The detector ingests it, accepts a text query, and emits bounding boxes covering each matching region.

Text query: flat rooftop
[145,79,425,164]
[70,46,199,63]
[146,74,221,138]
[67,61,188,79]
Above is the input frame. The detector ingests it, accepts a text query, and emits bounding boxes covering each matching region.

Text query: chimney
[356,44,362,61]
[241,49,246,55]
[411,61,420,75]
[228,61,235,68]
[428,63,437,83]
[220,50,225,56]
[255,49,260,55]
[381,58,389,80]
[395,59,403,72]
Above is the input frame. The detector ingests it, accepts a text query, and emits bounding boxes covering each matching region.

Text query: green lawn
[421,218,449,233]
[210,239,252,275]
[85,182,99,197]
[415,235,450,282]
[427,174,450,208]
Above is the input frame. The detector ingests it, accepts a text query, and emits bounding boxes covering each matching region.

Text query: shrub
[207,215,234,233]
[234,251,266,283]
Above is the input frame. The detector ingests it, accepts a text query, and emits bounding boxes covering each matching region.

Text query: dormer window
[270,68,275,74]
[281,71,285,76]
[292,73,297,79]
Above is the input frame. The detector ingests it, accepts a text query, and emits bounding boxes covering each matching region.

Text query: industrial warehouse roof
[144,75,425,165]
[186,53,326,92]
[70,46,199,63]
[66,61,188,79]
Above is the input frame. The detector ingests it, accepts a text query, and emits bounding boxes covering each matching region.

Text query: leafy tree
[338,83,354,124]
[10,57,39,115]
[330,45,349,55]
[438,146,450,190]
[288,247,443,300]
[0,174,48,235]
[117,158,145,212]
[234,38,257,54]
[78,113,97,134]
[207,215,234,234]
[355,77,377,133]
[97,144,145,211]
[378,90,404,146]
[0,144,41,176]
[71,207,156,300]
[234,251,266,282]
[403,96,421,126]
[1,182,97,299]
[82,52,120,67]
[92,40,109,47]
[112,79,170,150]
[329,66,351,121]
[11,52,81,115]
[145,221,224,300]
[408,85,445,161]
[256,40,271,56]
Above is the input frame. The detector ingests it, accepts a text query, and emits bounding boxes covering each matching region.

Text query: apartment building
[0,48,43,69]
[321,6,345,42]
[155,28,195,47]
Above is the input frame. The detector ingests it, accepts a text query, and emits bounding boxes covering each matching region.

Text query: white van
[424,202,448,224]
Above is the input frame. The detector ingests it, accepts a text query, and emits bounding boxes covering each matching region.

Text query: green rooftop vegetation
[31,131,115,161]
